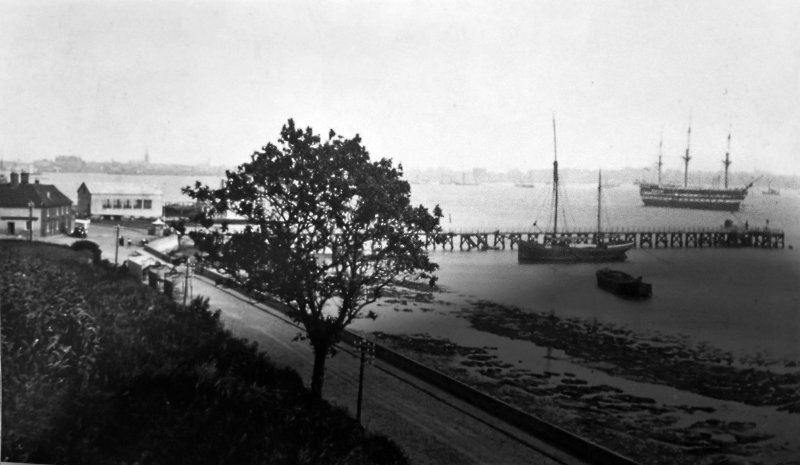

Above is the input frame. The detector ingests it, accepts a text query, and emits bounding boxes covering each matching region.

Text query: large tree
[184,119,442,399]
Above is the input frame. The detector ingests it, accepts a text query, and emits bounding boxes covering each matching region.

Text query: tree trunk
[310,343,328,401]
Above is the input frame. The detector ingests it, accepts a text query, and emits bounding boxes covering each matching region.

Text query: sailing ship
[639,126,755,211]
[518,119,634,264]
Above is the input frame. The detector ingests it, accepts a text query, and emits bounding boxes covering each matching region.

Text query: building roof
[79,182,163,196]
[0,182,73,208]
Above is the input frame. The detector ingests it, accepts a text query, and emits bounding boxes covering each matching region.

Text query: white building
[77,182,163,219]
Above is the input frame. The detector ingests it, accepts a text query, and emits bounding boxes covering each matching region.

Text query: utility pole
[355,338,375,424]
[27,201,34,241]
[114,225,120,266]
[183,259,193,307]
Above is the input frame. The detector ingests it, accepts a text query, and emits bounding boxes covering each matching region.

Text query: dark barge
[596,268,652,299]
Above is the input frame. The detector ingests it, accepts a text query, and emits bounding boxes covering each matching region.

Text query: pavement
[44,225,591,465]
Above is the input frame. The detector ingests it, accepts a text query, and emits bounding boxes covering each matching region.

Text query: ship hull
[596,268,652,298]
[639,184,746,211]
[517,241,634,264]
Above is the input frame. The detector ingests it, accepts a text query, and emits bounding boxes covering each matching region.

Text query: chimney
[34,178,40,184]
[10,171,19,185]
[20,171,30,184]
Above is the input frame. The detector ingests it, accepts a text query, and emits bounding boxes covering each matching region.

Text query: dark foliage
[1,246,407,465]
[184,119,443,399]
[70,239,102,263]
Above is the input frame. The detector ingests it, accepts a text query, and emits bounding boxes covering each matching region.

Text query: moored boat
[596,268,652,298]
[518,118,634,264]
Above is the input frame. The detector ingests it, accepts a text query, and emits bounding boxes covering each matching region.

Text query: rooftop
[0,182,73,208]
[79,182,163,196]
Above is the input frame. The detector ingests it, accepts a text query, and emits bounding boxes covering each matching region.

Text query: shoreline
[356,283,800,465]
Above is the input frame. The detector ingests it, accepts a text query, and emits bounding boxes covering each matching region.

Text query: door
[7,222,14,235]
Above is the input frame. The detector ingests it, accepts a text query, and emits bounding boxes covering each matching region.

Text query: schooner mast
[683,123,692,188]
[552,116,559,237]
[657,133,664,185]
[597,170,602,244]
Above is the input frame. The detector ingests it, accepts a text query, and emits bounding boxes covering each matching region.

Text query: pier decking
[420,228,785,251]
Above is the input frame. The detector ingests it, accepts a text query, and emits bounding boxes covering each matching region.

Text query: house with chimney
[0,171,74,238]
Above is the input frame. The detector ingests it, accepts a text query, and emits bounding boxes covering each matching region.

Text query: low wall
[143,235,180,263]
[198,267,639,465]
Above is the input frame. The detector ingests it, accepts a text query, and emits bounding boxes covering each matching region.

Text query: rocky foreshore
[366,284,800,465]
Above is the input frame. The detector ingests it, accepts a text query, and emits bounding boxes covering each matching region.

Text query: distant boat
[518,118,634,264]
[514,181,535,188]
[596,268,653,299]
[762,181,780,196]
[639,126,756,211]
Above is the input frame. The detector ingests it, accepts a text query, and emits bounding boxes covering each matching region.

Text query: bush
[70,240,102,263]
[1,245,408,465]
[1,256,102,462]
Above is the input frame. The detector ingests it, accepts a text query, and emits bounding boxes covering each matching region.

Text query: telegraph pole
[114,225,120,266]
[27,201,34,241]
[355,339,375,424]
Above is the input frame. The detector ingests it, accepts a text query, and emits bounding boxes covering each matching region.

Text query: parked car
[71,224,87,238]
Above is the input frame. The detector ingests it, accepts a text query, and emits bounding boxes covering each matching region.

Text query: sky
[1,0,799,174]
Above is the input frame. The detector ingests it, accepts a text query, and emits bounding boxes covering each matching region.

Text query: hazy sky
[2,0,799,174]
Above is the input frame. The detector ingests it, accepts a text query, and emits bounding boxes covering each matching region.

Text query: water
[37,172,800,358]
[400,182,800,360]
[37,172,800,462]
[34,172,225,204]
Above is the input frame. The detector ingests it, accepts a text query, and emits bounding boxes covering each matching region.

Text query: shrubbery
[70,240,103,263]
[1,246,407,465]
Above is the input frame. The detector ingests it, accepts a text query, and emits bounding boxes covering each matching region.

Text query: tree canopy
[184,119,443,398]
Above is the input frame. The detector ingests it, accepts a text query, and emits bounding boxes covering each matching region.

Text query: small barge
[596,268,652,299]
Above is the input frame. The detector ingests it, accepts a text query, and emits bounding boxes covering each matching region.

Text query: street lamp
[27,201,34,242]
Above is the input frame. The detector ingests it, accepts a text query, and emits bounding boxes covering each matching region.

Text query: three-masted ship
[518,119,634,264]
[639,126,754,211]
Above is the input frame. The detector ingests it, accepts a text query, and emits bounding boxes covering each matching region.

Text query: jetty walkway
[423,227,785,251]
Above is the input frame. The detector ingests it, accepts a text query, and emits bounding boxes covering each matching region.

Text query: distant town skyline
[2,1,799,174]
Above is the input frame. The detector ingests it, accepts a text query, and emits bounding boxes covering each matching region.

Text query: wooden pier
[420,227,785,251]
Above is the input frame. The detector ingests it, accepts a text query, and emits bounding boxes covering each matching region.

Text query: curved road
[192,275,590,465]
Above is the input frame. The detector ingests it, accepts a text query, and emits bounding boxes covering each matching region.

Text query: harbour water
[37,172,800,360]
[36,172,800,463]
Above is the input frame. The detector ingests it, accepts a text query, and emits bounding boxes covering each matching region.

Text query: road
[46,225,591,465]
[191,276,589,465]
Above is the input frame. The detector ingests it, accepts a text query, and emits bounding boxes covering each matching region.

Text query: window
[114,199,122,209]
[143,200,152,209]
[103,199,112,209]
[135,199,143,209]
[124,199,132,209]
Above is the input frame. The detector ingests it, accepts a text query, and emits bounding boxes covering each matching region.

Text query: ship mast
[723,125,732,189]
[657,134,664,185]
[552,116,559,236]
[597,170,602,243]
[683,123,692,188]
